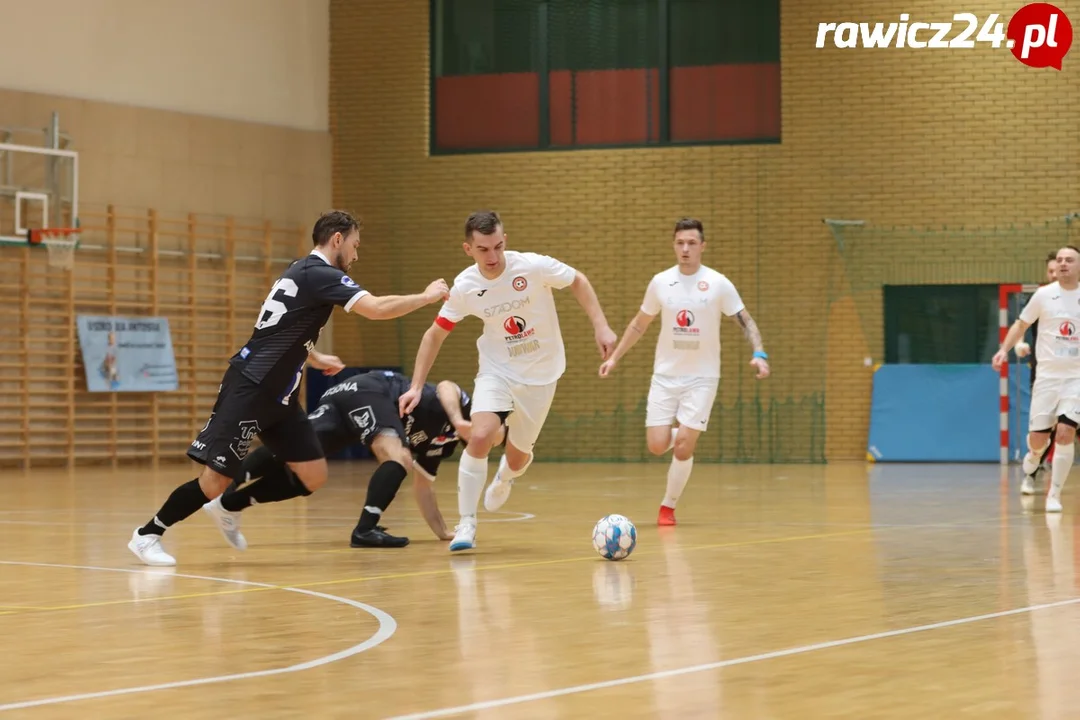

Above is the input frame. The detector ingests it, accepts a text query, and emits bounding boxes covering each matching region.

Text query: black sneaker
[350,527,410,548]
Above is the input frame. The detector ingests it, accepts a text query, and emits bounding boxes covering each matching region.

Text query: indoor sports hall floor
[1,460,1075,718]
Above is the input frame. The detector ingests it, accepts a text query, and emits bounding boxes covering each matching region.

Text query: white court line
[384,596,1080,720]
[0,560,397,712]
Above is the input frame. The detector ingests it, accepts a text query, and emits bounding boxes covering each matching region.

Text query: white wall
[0,0,329,130]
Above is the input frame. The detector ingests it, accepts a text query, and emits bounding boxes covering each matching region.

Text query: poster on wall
[76,316,179,392]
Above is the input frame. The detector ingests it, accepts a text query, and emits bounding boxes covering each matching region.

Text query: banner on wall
[76,316,179,392]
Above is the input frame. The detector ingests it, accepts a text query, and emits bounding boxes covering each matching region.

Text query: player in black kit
[208,370,507,548]
[128,210,449,566]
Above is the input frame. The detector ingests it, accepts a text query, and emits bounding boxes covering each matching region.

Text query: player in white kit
[598,218,770,525]
[1015,252,1060,495]
[994,246,1080,513]
[399,210,617,551]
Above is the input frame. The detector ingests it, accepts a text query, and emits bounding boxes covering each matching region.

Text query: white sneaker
[484,470,514,512]
[449,522,477,552]
[1021,475,1036,495]
[202,496,248,550]
[127,528,177,566]
[1047,495,1063,513]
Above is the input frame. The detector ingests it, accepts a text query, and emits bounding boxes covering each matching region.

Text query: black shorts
[187,366,324,478]
[307,374,405,452]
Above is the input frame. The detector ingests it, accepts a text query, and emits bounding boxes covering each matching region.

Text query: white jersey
[1019,282,1080,380]
[641,265,744,378]
[436,250,577,385]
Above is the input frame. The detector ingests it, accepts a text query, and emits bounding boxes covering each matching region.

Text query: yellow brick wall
[328,0,1077,462]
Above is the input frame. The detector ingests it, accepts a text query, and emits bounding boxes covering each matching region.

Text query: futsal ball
[592,514,637,561]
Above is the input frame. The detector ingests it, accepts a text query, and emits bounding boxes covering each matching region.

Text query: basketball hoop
[28,228,79,270]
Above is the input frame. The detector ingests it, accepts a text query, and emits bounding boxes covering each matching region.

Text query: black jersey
[230,252,366,403]
[321,370,472,476]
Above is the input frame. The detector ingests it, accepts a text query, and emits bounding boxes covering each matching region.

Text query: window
[884,285,1001,364]
[430,0,781,153]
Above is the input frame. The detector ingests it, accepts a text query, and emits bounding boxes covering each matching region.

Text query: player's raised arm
[349,279,449,320]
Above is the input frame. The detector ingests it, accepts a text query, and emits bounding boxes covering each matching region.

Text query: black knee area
[356,461,409,533]
[219,455,310,512]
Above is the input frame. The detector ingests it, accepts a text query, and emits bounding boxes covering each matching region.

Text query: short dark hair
[465,210,502,239]
[673,217,704,240]
[312,210,360,246]
[1068,245,1080,255]
[1047,251,1060,263]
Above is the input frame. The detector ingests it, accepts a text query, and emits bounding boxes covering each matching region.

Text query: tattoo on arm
[735,310,764,352]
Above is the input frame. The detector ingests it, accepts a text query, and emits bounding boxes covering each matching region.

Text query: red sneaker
[658,505,676,526]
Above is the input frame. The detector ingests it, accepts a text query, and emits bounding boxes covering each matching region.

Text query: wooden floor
[0,459,1076,718]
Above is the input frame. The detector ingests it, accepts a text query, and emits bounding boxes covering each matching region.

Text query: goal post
[999,283,1040,465]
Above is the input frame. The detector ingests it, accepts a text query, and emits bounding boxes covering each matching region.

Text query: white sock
[663,456,694,509]
[458,452,487,522]
[1050,442,1074,498]
[498,452,534,481]
[1024,438,1050,475]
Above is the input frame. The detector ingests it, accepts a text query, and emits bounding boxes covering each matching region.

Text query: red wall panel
[435,72,540,150]
[669,63,781,142]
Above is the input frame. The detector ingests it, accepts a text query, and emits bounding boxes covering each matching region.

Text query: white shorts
[472,374,557,452]
[645,374,720,431]
[1029,376,1080,431]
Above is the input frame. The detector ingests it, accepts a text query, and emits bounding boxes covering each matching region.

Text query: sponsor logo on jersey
[673,309,700,336]
[1061,321,1076,337]
[504,316,527,335]
[322,381,358,398]
[341,275,360,289]
[483,296,531,318]
[409,431,429,446]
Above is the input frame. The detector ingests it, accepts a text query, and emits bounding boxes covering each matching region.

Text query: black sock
[138,478,209,536]
[356,461,408,534]
[220,460,311,512]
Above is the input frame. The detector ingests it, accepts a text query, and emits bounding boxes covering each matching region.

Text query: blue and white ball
[592,514,637,561]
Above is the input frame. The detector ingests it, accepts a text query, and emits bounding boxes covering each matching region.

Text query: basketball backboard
[0,142,78,246]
